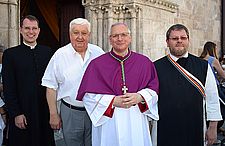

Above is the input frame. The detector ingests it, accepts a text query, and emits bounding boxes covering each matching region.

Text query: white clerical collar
[169,51,188,62]
[23,42,37,49]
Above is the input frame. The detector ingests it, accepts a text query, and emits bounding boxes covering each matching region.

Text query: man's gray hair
[69,18,91,32]
[109,22,131,35]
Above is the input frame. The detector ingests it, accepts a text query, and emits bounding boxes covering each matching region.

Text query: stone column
[0,0,19,48]
[83,0,143,52]
[129,4,141,52]
[106,7,114,51]
[97,7,103,48]
[136,5,143,53]
[8,0,20,47]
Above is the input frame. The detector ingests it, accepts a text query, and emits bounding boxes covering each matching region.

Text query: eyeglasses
[169,36,188,41]
[110,32,130,39]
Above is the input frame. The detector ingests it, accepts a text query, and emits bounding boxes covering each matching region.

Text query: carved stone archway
[82,0,178,53]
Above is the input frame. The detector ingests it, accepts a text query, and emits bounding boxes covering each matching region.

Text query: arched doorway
[20,0,84,50]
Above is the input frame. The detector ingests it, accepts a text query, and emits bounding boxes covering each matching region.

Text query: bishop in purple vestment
[76,23,159,146]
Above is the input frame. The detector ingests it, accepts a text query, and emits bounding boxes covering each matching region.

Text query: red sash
[167,55,206,99]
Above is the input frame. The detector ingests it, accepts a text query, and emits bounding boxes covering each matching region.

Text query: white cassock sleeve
[138,88,159,120]
[205,64,222,121]
[83,93,114,127]
[83,88,159,127]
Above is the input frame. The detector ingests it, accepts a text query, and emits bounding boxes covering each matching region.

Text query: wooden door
[21,0,84,49]
[58,0,85,46]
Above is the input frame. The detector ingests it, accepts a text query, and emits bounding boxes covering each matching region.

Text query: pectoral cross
[122,85,128,94]
[109,51,131,95]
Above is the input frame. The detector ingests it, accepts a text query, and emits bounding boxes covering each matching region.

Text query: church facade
[0,0,222,60]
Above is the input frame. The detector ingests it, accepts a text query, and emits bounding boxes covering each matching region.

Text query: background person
[200,41,225,80]
[200,41,225,135]
[0,45,6,146]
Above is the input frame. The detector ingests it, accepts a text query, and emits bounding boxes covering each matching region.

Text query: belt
[61,100,86,111]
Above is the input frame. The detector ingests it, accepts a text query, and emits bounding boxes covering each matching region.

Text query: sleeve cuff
[103,97,115,118]
[138,99,149,113]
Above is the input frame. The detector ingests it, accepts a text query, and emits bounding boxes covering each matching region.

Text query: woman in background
[200,41,225,137]
[200,41,225,80]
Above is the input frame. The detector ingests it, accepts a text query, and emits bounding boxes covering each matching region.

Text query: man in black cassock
[154,24,222,146]
[2,15,55,146]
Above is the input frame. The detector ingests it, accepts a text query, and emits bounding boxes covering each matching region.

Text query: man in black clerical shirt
[2,15,55,146]
[154,24,222,146]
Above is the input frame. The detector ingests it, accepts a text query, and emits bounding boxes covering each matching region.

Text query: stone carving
[82,0,178,13]
[82,0,179,53]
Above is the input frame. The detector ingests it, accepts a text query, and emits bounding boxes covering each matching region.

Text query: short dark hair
[20,15,39,27]
[166,24,189,40]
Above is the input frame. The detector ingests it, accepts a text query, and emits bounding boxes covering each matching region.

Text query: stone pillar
[106,9,114,51]
[97,8,103,48]
[83,3,96,44]
[129,4,141,52]
[130,11,137,52]
[0,0,19,48]
[83,0,143,52]
[8,0,20,47]
[136,5,143,53]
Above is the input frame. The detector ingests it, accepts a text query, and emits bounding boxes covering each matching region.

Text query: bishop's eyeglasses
[110,32,130,39]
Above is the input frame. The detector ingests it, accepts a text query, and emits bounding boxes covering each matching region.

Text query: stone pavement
[54,123,225,146]
[54,130,65,146]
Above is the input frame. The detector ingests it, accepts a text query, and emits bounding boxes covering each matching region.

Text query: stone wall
[172,0,221,59]
[139,0,221,60]
[0,0,19,48]
[83,0,221,61]
[140,1,177,60]
[0,0,221,60]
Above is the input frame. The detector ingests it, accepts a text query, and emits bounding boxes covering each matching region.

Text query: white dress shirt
[42,43,104,107]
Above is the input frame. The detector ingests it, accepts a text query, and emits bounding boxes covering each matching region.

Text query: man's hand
[205,121,217,145]
[46,88,61,130]
[49,113,62,130]
[15,114,27,129]
[0,83,3,92]
[1,114,7,124]
[113,93,144,108]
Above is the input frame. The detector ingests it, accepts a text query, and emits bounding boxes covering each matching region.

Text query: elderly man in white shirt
[42,18,104,146]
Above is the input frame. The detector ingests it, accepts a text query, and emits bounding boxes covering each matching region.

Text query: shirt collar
[169,51,188,62]
[70,43,91,63]
[70,43,91,55]
[23,42,37,49]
